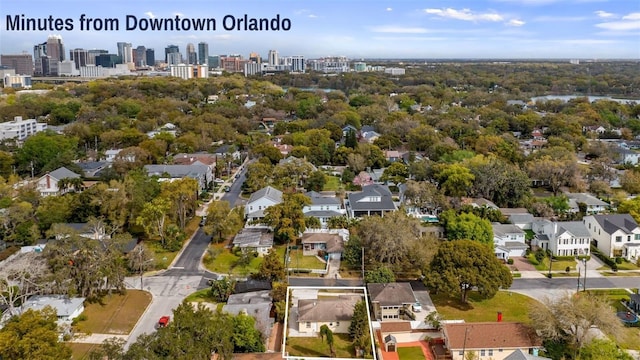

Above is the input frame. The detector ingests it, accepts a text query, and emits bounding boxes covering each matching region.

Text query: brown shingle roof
[444,322,541,350]
[367,283,416,306]
[300,233,344,253]
[297,295,360,322]
[380,321,412,333]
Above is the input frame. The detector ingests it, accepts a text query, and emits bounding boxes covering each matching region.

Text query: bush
[507,258,514,265]
[534,249,546,263]
[616,257,623,264]
[565,266,571,273]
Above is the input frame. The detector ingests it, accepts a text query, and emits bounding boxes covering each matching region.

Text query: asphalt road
[510,276,640,300]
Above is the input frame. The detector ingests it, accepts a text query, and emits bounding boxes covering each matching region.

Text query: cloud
[386,7,393,12]
[594,10,614,19]
[308,14,318,18]
[144,12,155,19]
[369,26,429,33]
[507,19,525,26]
[424,8,504,22]
[533,15,588,22]
[596,12,640,31]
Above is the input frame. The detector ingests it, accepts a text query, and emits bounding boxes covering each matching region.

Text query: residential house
[442,322,542,360]
[504,349,550,360]
[104,149,122,162]
[213,144,242,161]
[492,223,528,260]
[616,147,640,166]
[461,197,499,210]
[302,191,345,227]
[584,214,640,260]
[222,290,273,341]
[532,220,591,257]
[231,228,274,256]
[499,208,534,230]
[146,122,177,138]
[53,222,110,241]
[583,125,607,135]
[300,229,348,260]
[566,193,609,214]
[143,164,211,192]
[244,186,283,222]
[36,166,82,197]
[345,184,397,218]
[173,153,217,172]
[76,161,111,178]
[361,130,381,143]
[384,150,402,163]
[20,295,85,324]
[297,295,361,334]
[341,124,358,139]
[367,283,416,321]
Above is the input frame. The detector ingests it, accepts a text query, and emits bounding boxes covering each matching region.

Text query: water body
[531,95,640,104]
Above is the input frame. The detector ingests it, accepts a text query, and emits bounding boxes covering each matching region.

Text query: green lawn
[202,244,263,276]
[287,333,361,358]
[323,175,342,191]
[68,343,99,360]
[287,249,327,270]
[74,290,151,335]
[184,288,217,303]
[528,254,576,272]
[615,260,640,271]
[398,346,426,360]
[586,289,640,350]
[431,291,537,324]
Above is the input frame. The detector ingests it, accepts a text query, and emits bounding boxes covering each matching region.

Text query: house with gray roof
[302,191,345,227]
[300,229,347,260]
[222,290,273,341]
[493,223,528,260]
[20,295,85,324]
[345,184,397,218]
[76,161,111,178]
[144,164,211,192]
[584,214,640,260]
[500,208,535,230]
[532,219,591,257]
[36,166,82,197]
[367,283,416,321]
[565,192,609,214]
[244,186,283,221]
[297,295,361,334]
[231,228,274,256]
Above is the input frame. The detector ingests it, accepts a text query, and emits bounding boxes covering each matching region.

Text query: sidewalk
[70,333,128,344]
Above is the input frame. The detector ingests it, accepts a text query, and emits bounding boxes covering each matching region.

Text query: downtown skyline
[1,0,639,60]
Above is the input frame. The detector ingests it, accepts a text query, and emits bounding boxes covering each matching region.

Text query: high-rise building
[186,43,197,65]
[290,55,305,73]
[133,46,146,67]
[33,42,47,59]
[95,54,121,68]
[117,42,133,65]
[268,50,279,66]
[145,49,155,67]
[87,49,108,66]
[197,42,209,65]
[46,35,65,62]
[249,52,261,64]
[167,52,182,65]
[0,54,34,76]
[69,49,88,70]
[165,45,180,63]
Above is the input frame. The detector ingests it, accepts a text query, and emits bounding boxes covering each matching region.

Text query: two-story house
[584,214,640,260]
[36,167,82,197]
[302,191,345,227]
[143,164,211,193]
[532,220,591,257]
[367,283,416,321]
[244,186,283,222]
[492,223,527,261]
[345,184,397,218]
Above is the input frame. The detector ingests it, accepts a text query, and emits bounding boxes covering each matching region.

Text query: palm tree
[320,325,335,357]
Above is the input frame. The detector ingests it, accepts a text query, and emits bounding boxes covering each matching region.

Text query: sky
[1,0,639,59]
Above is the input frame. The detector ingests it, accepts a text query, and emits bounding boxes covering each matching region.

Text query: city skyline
[1,0,639,59]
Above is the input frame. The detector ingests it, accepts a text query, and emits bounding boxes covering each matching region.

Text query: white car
[412,302,422,312]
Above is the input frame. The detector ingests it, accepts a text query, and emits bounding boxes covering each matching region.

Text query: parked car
[158,315,170,328]
[412,302,422,313]
[224,186,231,192]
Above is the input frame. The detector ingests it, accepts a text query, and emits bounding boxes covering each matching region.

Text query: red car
[158,316,170,328]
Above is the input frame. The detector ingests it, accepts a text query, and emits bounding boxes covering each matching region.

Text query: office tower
[198,42,209,65]
[117,42,133,65]
[291,55,305,73]
[33,42,47,59]
[208,56,218,68]
[95,54,120,68]
[133,46,146,67]
[167,52,182,65]
[0,54,34,76]
[268,50,279,66]
[46,35,65,62]
[87,49,108,66]
[249,52,261,64]
[165,44,180,63]
[146,48,155,66]
[186,43,197,65]
[69,49,88,69]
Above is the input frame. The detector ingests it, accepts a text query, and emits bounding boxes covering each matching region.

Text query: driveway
[510,256,537,272]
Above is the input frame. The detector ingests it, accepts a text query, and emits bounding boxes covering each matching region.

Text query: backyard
[430,290,537,323]
[202,243,287,276]
[286,333,370,358]
[73,290,152,335]
[67,343,99,360]
[586,289,640,350]
[287,249,327,270]
[398,346,426,360]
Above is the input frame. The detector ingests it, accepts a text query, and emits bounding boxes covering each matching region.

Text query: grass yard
[286,333,358,358]
[147,242,179,270]
[528,254,576,272]
[287,249,327,270]
[184,288,217,303]
[68,342,99,360]
[585,289,640,350]
[618,326,640,350]
[603,271,640,277]
[615,260,640,271]
[397,346,426,360]
[322,175,343,191]
[74,290,152,335]
[430,291,537,324]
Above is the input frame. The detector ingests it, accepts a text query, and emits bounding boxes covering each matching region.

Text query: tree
[579,338,633,360]
[620,170,640,195]
[439,210,493,246]
[380,162,408,185]
[364,266,396,284]
[345,128,358,149]
[232,312,265,353]
[255,248,286,282]
[319,324,335,356]
[0,307,72,360]
[136,197,171,248]
[205,200,243,242]
[0,252,50,317]
[210,277,236,302]
[261,192,310,244]
[526,155,579,196]
[529,292,623,358]
[159,178,198,230]
[87,337,126,360]
[619,197,640,223]
[427,240,512,303]
[14,131,78,176]
[434,163,475,198]
[348,300,372,357]
[306,170,326,192]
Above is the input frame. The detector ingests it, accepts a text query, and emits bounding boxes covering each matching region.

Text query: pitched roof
[444,322,541,350]
[348,184,397,212]
[503,349,550,360]
[367,283,415,306]
[305,191,341,206]
[248,186,283,205]
[493,224,525,238]
[232,228,274,248]
[557,221,591,238]
[301,232,344,253]
[380,321,412,333]
[566,193,608,207]
[48,166,81,180]
[590,214,639,234]
[144,164,209,178]
[297,295,360,322]
[22,295,85,317]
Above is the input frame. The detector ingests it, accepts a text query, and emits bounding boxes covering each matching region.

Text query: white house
[300,229,349,260]
[244,186,283,222]
[584,214,640,260]
[345,184,397,218]
[616,148,640,166]
[20,295,85,324]
[566,193,609,214]
[143,164,211,192]
[0,116,47,141]
[231,228,274,256]
[492,223,527,260]
[297,295,361,334]
[104,149,122,162]
[36,167,82,197]
[532,220,591,257]
[302,191,345,227]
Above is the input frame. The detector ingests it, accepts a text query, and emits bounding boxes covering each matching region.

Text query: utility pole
[361,247,365,280]
[582,258,587,292]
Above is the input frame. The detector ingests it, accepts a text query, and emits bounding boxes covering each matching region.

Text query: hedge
[590,246,617,268]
